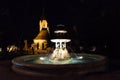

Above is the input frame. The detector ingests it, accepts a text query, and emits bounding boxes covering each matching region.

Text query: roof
[34,28,49,40]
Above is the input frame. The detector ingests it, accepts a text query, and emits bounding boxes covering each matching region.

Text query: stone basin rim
[12,53,107,69]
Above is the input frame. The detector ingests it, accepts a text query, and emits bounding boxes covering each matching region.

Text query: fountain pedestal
[49,39,71,63]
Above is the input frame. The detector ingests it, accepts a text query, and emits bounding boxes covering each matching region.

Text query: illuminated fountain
[12,25,107,77]
[49,39,71,63]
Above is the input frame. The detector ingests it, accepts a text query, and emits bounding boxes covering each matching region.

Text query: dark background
[0,0,120,57]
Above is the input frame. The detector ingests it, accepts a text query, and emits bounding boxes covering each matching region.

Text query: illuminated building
[23,16,50,54]
[31,18,50,54]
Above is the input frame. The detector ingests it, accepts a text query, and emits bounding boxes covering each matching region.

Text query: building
[23,17,50,54]
[32,18,50,54]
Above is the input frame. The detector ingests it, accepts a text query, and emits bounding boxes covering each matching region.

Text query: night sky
[0,0,120,55]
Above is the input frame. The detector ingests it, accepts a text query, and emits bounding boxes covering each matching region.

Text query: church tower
[39,19,49,33]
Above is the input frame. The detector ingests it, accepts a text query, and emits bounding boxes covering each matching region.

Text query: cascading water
[49,39,71,63]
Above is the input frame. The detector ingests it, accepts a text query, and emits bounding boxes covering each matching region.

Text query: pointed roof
[34,28,49,40]
[34,8,49,40]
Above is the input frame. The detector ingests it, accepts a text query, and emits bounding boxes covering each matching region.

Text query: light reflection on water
[23,56,99,65]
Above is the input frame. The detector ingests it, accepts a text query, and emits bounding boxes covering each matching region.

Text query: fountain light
[77,56,83,59]
[39,57,45,60]
[54,30,67,33]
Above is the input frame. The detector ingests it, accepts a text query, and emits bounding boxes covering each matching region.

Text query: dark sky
[0,0,120,51]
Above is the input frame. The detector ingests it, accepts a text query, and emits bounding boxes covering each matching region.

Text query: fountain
[12,25,107,77]
[49,39,71,64]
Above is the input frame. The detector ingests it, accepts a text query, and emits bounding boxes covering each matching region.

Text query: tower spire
[41,8,45,20]
[39,8,49,33]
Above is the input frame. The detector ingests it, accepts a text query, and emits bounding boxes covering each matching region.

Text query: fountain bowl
[12,53,107,77]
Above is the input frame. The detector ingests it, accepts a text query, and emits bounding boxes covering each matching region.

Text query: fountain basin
[12,53,107,77]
